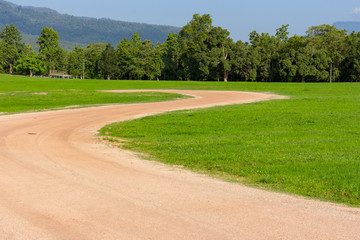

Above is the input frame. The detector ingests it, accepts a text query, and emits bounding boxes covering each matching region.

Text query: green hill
[21,33,87,52]
[0,0,180,49]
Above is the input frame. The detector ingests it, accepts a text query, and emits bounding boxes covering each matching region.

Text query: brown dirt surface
[0,90,359,240]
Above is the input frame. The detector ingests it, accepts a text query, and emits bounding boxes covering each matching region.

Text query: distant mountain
[334,21,360,33]
[22,33,87,52]
[0,0,181,50]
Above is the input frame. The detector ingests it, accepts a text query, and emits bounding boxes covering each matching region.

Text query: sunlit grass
[2,74,360,205]
[100,83,360,206]
[0,75,187,114]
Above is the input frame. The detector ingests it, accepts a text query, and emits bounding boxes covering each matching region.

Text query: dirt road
[0,90,359,240]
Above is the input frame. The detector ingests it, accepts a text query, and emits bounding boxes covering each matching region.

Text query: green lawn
[100,82,360,206]
[0,74,233,92]
[2,74,359,206]
[0,74,187,114]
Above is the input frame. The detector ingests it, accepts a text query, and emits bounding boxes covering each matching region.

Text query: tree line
[1,14,360,82]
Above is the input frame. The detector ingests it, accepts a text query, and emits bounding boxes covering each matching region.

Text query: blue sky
[9,0,360,42]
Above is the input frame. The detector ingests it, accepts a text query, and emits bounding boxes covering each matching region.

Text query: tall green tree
[0,24,24,50]
[0,24,25,73]
[229,40,258,81]
[24,44,36,56]
[276,24,290,43]
[176,14,234,81]
[141,41,164,80]
[37,27,64,73]
[85,43,107,79]
[14,54,46,77]
[117,33,144,80]
[116,38,133,79]
[178,14,213,80]
[67,47,85,78]
[278,35,315,82]
[161,33,180,80]
[341,32,360,82]
[100,44,117,80]
[249,31,279,81]
[0,41,17,73]
[306,24,347,82]
[205,26,232,81]
[116,33,164,80]
[310,49,331,82]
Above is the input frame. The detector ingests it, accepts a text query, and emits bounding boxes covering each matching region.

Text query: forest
[1,14,360,82]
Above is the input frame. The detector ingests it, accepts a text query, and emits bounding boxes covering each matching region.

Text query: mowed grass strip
[2,74,360,205]
[0,75,188,114]
[101,83,360,206]
[0,74,227,92]
[0,90,186,114]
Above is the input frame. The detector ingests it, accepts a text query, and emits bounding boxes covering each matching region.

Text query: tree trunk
[30,69,33,77]
[301,75,305,83]
[330,64,333,83]
[82,61,85,79]
[267,60,271,82]
[9,64,13,74]
[222,45,229,82]
[224,69,228,82]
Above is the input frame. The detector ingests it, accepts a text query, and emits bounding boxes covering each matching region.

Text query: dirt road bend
[0,90,359,240]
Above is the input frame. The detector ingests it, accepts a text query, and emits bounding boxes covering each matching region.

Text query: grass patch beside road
[0,90,185,114]
[0,75,187,114]
[2,74,360,205]
[101,83,360,206]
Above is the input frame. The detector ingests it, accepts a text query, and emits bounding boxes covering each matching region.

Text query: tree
[140,41,164,80]
[100,44,117,80]
[117,33,144,80]
[249,31,279,81]
[14,54,46,77]
[248,25,291,82]
[116,33,164,80]
[176,14,235,81]
[276,24,290,43]
[205,26,232,81]
[37,27,64,73]
[229,40,258,81]
[278,35,314,82]
[0,41,17,74]
[310,49,331,82]
[85,43,107,79]
[178,14,213,80]
[68,47,85,78]
[0,24,24,50]
[0,24,25,73]
[341,32,360,82]
[116,38,133,79]
[161,33,181,80]
[306,24,347,82]
[24,44,36,55]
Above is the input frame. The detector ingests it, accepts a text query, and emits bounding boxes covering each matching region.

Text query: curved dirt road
[0,90,359,240]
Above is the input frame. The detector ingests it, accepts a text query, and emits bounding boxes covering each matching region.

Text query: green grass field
[1,74,359,206]
[0,74,187,114]
[100,82,360,206]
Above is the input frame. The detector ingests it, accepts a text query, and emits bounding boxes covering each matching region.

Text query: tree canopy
[1,15,360,82]
[37,27,64,73]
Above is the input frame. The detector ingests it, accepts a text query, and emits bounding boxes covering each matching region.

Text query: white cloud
[352,8,360,18]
